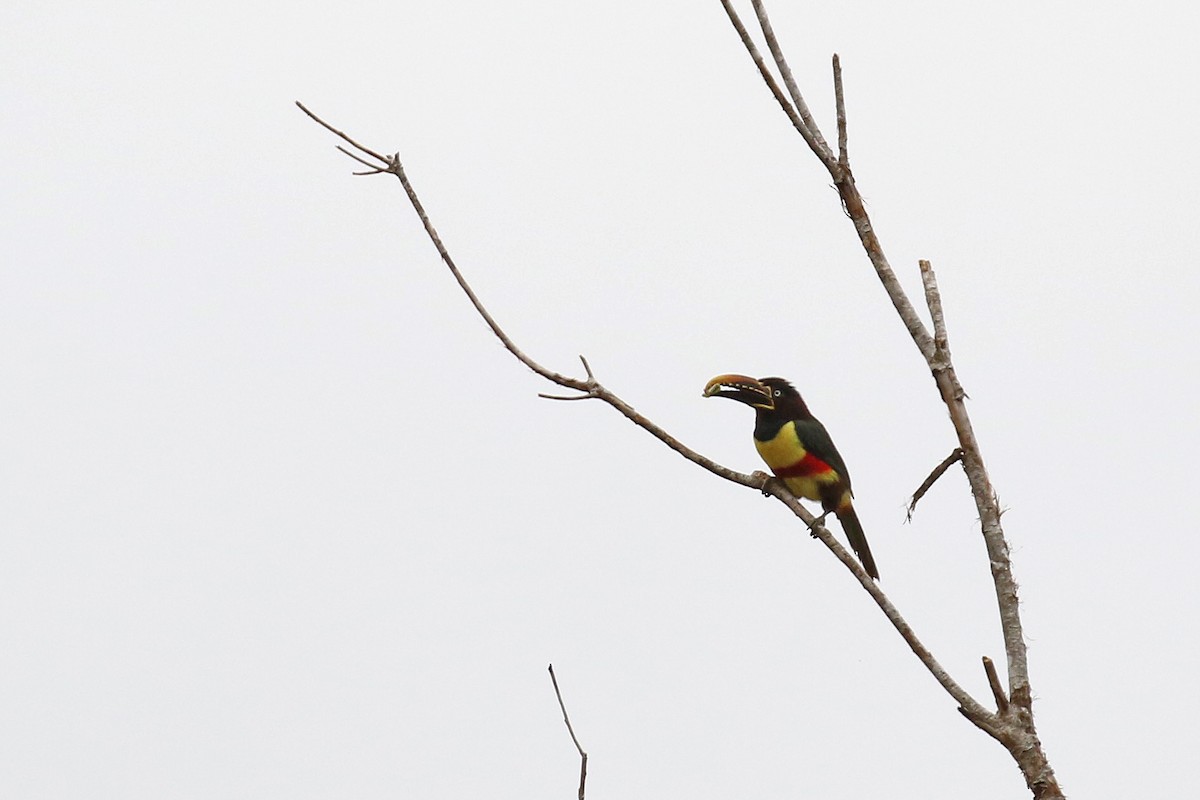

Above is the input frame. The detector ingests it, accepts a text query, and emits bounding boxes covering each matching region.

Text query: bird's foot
[806,511,831,539]
[752,471,776,497]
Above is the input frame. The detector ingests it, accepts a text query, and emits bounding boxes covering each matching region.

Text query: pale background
[3,1,1198,797]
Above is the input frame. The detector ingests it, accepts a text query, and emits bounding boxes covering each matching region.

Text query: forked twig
[548,664,588,800]
[539,356,598,400]
[716,0,824,162]
[297,102,389,163]
[748,0,836,167]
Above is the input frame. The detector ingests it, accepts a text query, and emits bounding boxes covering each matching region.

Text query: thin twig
[982,656,1010,715]
[749,0,836,168]
[833,54,848,167]
[906,447,964,522]
[538,392,596,401]
[297,101,390,164]
[578,355,595,382]
[920,260,950,364]
[539,356,597,399]
[296,103,790,496]
[716,1,816,155]
[336,145,387,172]
[548,664,588,800]
[719,11,936,360]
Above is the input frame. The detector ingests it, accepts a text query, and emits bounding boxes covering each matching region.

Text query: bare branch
[749,0,836,167]
[538,392,596,401]
[717,1,826,161]
[920,259,951,364]
[717,18,936,358]
[297,102,784,497]
[548,664,588,800]
[578,355,595,382]
[983,656,1010,715]
[539,358,598,400]
[335,145,388,172]
[833,54,848,167]
[906,447,964,522]
[758,481,992,721]
[297,101,390,165]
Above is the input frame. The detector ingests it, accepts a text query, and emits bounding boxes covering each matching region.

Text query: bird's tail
[835,502,879,581]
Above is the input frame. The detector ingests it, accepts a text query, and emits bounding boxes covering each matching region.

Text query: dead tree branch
[749,0,836,169]
[718,2,1061,797]
[297,97,992,725]
[833,54,849,168]
[548,664,588,800]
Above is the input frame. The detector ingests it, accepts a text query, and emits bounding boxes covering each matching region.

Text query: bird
[703,374,879,580]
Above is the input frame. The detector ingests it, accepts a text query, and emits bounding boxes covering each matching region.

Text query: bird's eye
[773,389,782,397]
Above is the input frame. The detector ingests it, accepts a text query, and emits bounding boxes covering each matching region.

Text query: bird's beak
[703,374,774,410]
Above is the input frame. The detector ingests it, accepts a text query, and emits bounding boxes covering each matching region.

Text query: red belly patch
[773,452,834,479]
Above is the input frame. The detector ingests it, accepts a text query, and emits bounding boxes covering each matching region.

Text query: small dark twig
[548,664,588,800]
[906,448,964,521]
[983,656,1010,715]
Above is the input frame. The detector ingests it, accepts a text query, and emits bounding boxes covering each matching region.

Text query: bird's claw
[752,471,775,497]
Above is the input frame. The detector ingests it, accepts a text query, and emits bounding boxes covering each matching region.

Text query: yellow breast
[754,421,805,470]
[753,421,834,502]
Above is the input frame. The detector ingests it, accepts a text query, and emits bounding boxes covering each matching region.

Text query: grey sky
[3,1,1198,797]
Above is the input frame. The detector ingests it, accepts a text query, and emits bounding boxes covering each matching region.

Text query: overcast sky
[4,1,1199,798]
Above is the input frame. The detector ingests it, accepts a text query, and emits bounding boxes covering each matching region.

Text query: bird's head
[703,374,810,417]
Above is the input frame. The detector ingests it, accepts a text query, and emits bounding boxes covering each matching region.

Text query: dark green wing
[792,417,853,492]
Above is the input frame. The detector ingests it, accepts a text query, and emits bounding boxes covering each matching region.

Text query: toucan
[704,374,879,580]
